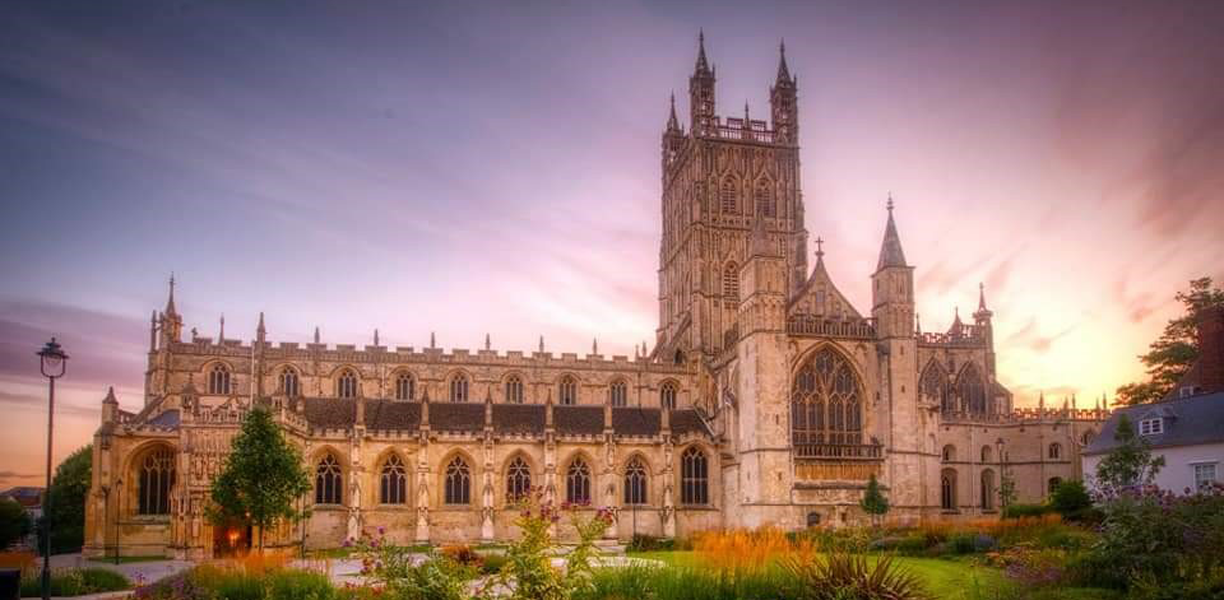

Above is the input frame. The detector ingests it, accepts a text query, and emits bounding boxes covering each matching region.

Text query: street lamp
[37,338,67,600]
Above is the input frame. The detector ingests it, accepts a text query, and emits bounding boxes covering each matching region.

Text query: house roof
[554,405,605,435]
[1083,390,1224,456]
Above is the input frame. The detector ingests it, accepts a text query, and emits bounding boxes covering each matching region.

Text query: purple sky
[1,0,1222,486]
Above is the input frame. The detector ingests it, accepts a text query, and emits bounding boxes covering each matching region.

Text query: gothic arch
[501,451,535,504]
[128,442,177,516]
[203,360,236,395]
[376,451,409,505]
[753,177,775,217]
[437,449,478,506]
[955,362,988,414]
[445,369,472,402]
[503,371,527,404]
[270,363,302,396]
[722,261,740,301]
[719,175,739,214]
[790,343,865,449]
[557,372,580,405]
[562,451,595,504]
[920,359,952,412]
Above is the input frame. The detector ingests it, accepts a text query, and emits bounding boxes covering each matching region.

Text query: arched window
[1048,477,1063,497]
[920,363,952,413]
[444,456,471,505]
[723,262,740,301]
[980,445,993,463]
[624,457,648,505]
[279,367,299,397]
[559,376,578,406]
[980,469,996,510]
[501,375,523,404]
[660,382,678,410]
[380,455,407,505]
[566,458,591,504]
[942,445,956,462]
[137,447,175,515]
[208,364,231,395]
[395,373,415,401]
[1048,443,1062,460]
[956,363,987,414]
[940,468,957,510]
[754,181,774,217]
[681,447,709,505]
[791,347,864,450]
[337,369,358,399]
[315,454,343,505]
[506,457,531,502]
[450,374,469,402]
[720,178,737,214]
[1080,431,1095,446]
[609,380,627,407]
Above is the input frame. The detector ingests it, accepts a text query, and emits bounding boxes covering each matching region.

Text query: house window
[1194,463,1217,491]
[681,447,709,505]
[279,367,299,397]
[506,457,531,502]
[380,455,407,505]
[660,382,678,410]
[610,380,627,407]
[624,457,648,505]
[138,448,175,515]
[315,454,343,505]
[559,376,578,406]
[1139,418,1163,436]
[566,458,591,504]
[337,369,358,399]
[444,456,471,505]
[395,373,414,401]
[1048,443,1062,460]
[505,375,524,404]
[208,364,231,395]
[450,374,469,402]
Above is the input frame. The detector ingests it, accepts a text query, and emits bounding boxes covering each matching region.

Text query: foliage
[134,561,336,600]
[1093,414,1165,497]
[349,528,476,600]
[44,444,92,553]
[860,474,891,526]
[19,567,130,597]
[694,527,815,573]
[998,470,1017,509]
[984,544,1070,588]
[783,552,929,600]
[440,544,483,568]
[1116,277,1224,405]
[578,564,794,600]
[209,407,312,550]
[0,498,32,549]
[1001,503,1052,520]
[1049,480,1094,521]
[626,533,675,552]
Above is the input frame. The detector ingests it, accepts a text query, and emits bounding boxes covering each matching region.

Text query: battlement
[942,406,1110,425]
[698,115,778,144]
[918,325,987,347]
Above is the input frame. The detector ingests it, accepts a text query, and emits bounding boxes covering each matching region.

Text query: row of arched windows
[920,362,990,415]
[310,449,710,507]
[940,442,1065,463]
[718,178,776,217]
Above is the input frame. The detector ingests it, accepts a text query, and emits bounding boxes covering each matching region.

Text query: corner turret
[871,197,914,339]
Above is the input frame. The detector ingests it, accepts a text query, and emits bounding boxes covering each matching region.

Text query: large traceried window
[723,263,740,301]
[444,456,471,505]
[920,363,952,413]
[660,382,678,410]
[624,457,648,505]
[956,363,987,414]
[720,178,738,214]
[566,458,591,504]
[754,181,775,217]
[137,447,175,515]
[279,367,299,397]
[681,447,708,505]
[380,455,407,505]
[450,374,469,403]
[940,468,957,510]
[208,364,231,395]
[559,376,578,406]
[506,457,531,502]
[315,454,343,505]
[505,375,524,404]
[337,369,358,399]
[609,380,627,407]
[395,373,415,401]
[791,347,864,449]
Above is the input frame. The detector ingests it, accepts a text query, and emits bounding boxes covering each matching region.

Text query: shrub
[693,527,816,573]
[479,552,508,575]
[267,568,335,600]
[441,544,483,568]
[783,552,928,600]
[19,567,130,597]
[1001,503,1052,519]
[1050,480,1093,521]
[627,533,674,552]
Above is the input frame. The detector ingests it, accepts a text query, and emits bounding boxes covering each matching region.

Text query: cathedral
[84,36,1108,560]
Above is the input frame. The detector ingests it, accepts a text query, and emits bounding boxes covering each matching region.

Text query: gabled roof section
[788,250,863,319]
[1083,391,1224,456]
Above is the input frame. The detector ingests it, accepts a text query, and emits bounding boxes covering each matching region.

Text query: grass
[18,567,130,597]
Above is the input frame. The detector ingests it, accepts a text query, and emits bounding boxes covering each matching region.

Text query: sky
[1,0,1222,488]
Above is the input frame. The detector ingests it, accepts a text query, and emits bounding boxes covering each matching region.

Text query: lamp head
[37,337,69,379]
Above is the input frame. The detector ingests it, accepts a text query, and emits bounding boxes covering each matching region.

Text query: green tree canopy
[209,406,311,551]
[859,473,890,526]
[1116,277,1224,405]
[45,444,92,553]
[1094,413,1165,495]
[0,497,33,549]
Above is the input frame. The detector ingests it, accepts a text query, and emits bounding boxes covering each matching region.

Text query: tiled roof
[364,400,421,430]
[671,409,708,436]
[493,404,545,434]
[554,405,605,435]
[303,397,356,429]
[429,402,486,432]
[612,408,661,436]
[148,410,180,428]
[1084,391,1224,455]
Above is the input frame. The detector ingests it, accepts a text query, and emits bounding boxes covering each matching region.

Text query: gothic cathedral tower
[657,35,809,363]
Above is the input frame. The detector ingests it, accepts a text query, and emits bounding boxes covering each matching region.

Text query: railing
[786,315,876,339]
[918,326,986,347]
[704,117,777,144]
[793,443,883,460]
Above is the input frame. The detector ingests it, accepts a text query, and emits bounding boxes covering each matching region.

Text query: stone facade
[84,36,1107,560]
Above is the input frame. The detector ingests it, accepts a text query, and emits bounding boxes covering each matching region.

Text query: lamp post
[114,479,122,564]
[37,338,68,600]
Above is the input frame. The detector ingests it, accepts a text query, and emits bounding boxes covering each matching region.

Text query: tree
[1116,277,1224,405]
[1094,413,1165,496]
[859,473,890,527]
[209,406,311,552]
[998,469,1017,508]
[1050,480,1093,520]
[44,444,91,553]
[0,498,32,549]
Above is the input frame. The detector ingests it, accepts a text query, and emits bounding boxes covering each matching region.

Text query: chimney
[1198,305,1224,394]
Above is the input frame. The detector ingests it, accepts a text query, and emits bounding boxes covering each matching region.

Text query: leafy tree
[44,444,92,553]
[1116,277,1224,405]
[1094,413,1165,496]
[998,469,1018,508]
[0,497,33,549]
[859,473,890,527]
[1049,479,1093,520]
[209,406,311,551]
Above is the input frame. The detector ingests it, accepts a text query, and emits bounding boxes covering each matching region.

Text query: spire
[814,236,825,265]
[978,282,988,312]
[538,335,545,353]
[666,93,680,131]
[592,338,599,355]
[775,39,792,84]
[694,29,711,75]
[374,328,380,346]
[257,312,266,334]
[744,100,750,123]
[1039,391,1045,410]
[164,273,178,316]
[430,331,436,349]
[218,313,225,343]
[484,333,491,351]
[103,386,118,405]
[876,194,908,271]
[313,326,320,344]
[915,312,922,334]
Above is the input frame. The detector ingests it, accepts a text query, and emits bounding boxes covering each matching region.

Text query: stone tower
[657,34,809,362]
